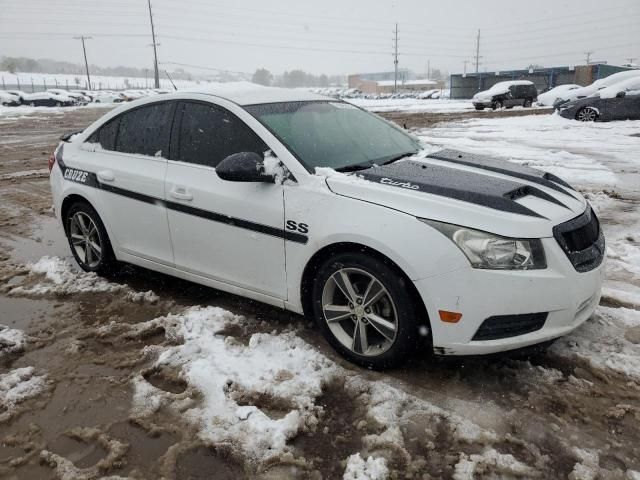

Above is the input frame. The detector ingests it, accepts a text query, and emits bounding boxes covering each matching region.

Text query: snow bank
[131,306,338,462]
[552,306,640,380]
[0,325,26,358]
[348,98,473,114]
[0,168,49,180]
[0,367,48,422]
[453,449,538,479]
[8,256,123,296]
[343,453,388,480]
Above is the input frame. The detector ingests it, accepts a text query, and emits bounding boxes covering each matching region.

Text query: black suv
[472,81,538,110]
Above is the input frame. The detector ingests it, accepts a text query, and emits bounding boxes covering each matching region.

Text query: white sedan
[48,86,604,368]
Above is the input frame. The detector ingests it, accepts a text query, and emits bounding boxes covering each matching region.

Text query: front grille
[553,207,605,273]
[472,312,548,341]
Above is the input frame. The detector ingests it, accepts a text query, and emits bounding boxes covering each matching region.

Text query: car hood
[325,149,587,238]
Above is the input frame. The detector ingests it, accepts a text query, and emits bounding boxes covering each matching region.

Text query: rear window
[115,102,174,157]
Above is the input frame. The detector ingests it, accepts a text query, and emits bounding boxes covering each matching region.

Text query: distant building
[349,71,443,94]
[449,63,635,99]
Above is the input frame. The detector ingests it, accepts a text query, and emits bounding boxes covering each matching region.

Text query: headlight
[420,219,546,270]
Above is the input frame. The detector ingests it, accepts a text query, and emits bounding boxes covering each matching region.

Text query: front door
[165,101,287,299]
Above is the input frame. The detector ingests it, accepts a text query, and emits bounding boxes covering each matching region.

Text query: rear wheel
[64,202,116,274]
[577,107,598,122]
[311,252,423,369]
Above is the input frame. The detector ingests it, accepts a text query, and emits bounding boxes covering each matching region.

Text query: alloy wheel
[577,107,598,122]
[69,212,102,268]
[321,268,398,356]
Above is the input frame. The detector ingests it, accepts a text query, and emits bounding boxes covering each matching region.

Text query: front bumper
[472,100,492,107]
[414,236,605,355]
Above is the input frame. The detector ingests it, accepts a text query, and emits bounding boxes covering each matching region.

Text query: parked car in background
[6,90,28,104]
[472,80,537,110]
[558,77,640,121]
[23,91,76,107]
[553,70,640,107]
[0,91,20,106]
[48,89,87,105]
[537,84,581,106]
[92,91,125,103]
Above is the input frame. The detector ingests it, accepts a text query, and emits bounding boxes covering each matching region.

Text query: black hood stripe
[358,160,571,218]
[56,156,307,244]
[428,149,576,195]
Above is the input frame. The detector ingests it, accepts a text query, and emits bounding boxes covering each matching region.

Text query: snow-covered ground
[0,70,200,91]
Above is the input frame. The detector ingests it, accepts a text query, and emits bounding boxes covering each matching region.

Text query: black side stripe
[57,158,307,244]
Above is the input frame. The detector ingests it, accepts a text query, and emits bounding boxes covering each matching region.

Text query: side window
[177,102,267,168]
[508,85,517,96]
[87,117,120,151]
[115,102,174,157]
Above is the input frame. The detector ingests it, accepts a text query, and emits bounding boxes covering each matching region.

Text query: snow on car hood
[325,149,587,238]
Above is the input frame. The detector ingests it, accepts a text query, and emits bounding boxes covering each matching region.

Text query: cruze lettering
[64,168,89,184]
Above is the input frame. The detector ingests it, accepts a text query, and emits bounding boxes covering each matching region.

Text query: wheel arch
[300,241,431,330]
[60,194,97,230]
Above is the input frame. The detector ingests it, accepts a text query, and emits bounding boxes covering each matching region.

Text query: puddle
[0,295,54,331]
[143,366,188,394]
[1,215,68,264]
[175,445,246,480]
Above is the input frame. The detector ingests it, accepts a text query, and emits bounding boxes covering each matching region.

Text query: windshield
[244,101,420,171]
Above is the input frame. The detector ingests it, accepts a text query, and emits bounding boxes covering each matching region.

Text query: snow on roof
[488,80,534,90]
[181,81,330,105]
[376,79,437,87]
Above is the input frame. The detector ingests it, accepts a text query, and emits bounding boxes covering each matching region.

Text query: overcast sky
[1,0,639,77]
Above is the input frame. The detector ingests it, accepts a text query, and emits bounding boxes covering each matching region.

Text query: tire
[474,106,484,111]
[311,252,423,369]
[64,201,116,274]
[55,102,61,107]
[576,107,598,122]
[492,100,503,110]
[523,98,533,108]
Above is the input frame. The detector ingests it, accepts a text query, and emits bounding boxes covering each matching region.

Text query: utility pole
[463,60,469,75]
[73,36,93,90]
[393,23,399,93]
[474,29,482,73]
[147,0,160,88]
[626,57,637,65]
[427,59,430,79]
[584,51,594,65]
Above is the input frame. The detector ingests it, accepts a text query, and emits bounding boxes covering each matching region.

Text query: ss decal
[286,220,309,234]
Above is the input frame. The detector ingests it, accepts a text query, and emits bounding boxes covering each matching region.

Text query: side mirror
[216,152,274,183]
[616,91,626,98]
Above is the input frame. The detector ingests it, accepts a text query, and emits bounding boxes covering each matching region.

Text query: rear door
[83,101,175,265]
[165,101,287,299]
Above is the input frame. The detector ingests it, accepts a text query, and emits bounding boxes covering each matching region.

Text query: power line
[147,0,160,88]
[393,23,399,93]
[474,29,482,73]
[72,35,93,90]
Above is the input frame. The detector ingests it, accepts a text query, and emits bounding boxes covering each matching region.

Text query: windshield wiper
[380,151,417,166]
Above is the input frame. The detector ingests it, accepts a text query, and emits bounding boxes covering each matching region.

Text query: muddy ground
[0,106,639,479]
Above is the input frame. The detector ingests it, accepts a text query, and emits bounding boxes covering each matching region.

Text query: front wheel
[65,202,116,274]
[577,107,598,122]
[492,100,503,110]
[523,98,533,108]
[311,252,423,369]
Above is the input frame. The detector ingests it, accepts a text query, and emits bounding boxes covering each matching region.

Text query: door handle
[169,187,193,201]
[97,170,115,182]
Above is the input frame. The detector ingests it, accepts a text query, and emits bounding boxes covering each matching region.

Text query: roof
[181,82,330,105]
[376,79,437,87]
[489,80,534,89]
